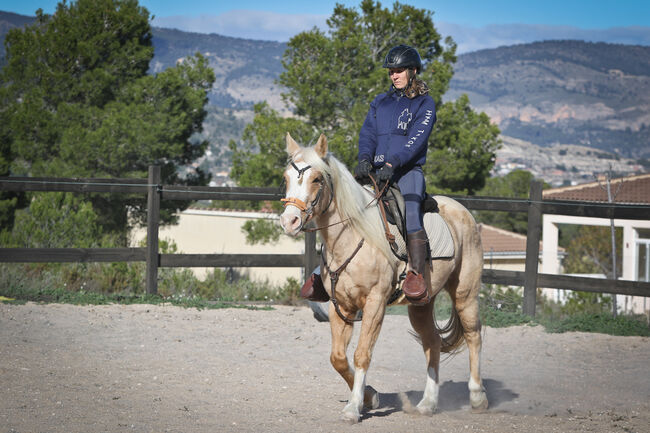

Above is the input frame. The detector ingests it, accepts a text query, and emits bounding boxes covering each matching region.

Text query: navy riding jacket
[358,87,436,173]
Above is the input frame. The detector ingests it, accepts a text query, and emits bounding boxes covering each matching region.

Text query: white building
[131,207,304,286]
[541,173,650,314]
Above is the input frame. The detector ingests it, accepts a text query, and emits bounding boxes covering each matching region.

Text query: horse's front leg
[339,295,386,424]
[328,301,357,413]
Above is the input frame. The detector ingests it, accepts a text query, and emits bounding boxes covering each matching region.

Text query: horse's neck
[316,202,362,260]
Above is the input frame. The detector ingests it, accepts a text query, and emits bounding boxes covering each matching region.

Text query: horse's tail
[434,306,466,354]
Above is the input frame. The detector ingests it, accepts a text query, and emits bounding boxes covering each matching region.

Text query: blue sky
[3,0,650,52]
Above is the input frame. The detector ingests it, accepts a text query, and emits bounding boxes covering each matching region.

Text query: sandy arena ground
[1,302,649,433]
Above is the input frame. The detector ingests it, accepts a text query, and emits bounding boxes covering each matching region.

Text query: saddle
[376,183,439,262]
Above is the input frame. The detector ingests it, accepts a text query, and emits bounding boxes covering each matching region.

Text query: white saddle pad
[424,212,455,259]
[387,211,454,259]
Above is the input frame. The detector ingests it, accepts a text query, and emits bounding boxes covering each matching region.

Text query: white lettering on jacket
[421,110,433,126]
[406,129,425,148]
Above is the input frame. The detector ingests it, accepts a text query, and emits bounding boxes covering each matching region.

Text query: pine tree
[0,0,215,238]
[230,0,500,195]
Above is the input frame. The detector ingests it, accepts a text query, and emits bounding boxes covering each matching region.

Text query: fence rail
[2,167,649,316]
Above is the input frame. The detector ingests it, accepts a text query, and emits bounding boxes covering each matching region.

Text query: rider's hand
[376,163,394,182]
[354,159,373,179]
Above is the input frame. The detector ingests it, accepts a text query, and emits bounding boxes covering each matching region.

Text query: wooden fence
[2,166,649,316]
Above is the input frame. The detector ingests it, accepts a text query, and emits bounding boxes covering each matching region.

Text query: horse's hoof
[341,410,360,424]
[415,395,437,416]
[341,400,361,424]
[416,401,436,416]
[470,391,488,413]
[363,385,379,410]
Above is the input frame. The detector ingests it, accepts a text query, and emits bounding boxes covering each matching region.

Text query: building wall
[131,209,304,285]
[482,255,531,272]
[542,214,650,314]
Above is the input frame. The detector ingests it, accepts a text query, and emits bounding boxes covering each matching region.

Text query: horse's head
[279,133,332,236]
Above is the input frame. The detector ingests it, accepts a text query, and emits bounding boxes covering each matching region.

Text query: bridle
[280,161,333,228]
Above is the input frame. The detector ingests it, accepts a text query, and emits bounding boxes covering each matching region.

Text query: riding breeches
[397,166,425,234]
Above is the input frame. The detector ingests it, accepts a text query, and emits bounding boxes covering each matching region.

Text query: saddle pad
[424,212,455,259]
[387,211,454,259]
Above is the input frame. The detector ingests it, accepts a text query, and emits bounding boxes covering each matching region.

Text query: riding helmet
[382,44,422,73]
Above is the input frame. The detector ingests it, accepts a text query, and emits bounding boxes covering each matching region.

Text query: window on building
[636,229,650,282]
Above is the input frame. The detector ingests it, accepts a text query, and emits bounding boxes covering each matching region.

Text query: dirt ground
[1,302,649,433]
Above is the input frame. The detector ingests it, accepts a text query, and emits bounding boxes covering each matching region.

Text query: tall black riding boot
[403,229,431,305]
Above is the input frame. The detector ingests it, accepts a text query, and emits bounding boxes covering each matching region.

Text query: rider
[300,44,436,305]
[354,44,436,305]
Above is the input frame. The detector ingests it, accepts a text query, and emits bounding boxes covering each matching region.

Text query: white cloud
[153,10,327,42]
[438,22,650,53]
[152,11,650,51]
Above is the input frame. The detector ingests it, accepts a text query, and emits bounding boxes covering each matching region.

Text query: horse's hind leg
[455,280,488,411]
[408,300,441,416]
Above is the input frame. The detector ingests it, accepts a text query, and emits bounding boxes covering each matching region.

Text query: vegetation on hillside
[450,40,650,159]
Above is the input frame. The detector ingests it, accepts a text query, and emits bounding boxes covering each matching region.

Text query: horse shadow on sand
[358,379,518,421]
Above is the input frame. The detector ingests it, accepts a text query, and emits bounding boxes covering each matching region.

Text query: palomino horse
[279,133,488,423]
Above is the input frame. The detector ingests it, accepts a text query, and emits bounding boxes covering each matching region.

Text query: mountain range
[2,10,649,185]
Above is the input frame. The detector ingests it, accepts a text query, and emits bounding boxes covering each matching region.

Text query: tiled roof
[542,173,650,204]
[478,223,542,254]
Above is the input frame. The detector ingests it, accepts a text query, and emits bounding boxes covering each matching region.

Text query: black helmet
[382,44,422,73]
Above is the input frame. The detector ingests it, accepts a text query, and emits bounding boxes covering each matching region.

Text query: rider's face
[388,68,409,90]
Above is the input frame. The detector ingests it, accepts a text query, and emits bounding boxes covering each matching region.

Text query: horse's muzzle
[280,208,303,236]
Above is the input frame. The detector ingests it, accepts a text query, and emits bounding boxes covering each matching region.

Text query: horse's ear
[286,132,300,157]
[314,134,328,158]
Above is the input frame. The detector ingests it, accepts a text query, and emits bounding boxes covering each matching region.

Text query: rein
[322,239,365,325]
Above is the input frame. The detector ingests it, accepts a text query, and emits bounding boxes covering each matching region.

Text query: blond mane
[295,147,393,261]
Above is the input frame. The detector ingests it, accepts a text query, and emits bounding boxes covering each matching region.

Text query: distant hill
[0,12,287,111]
[150,27,286,110]
[447,40,650,159]
[1,11,648,178]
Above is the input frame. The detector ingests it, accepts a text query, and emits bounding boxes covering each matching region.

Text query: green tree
[474,169,537,234]
[229,103,315,189]
[424,95,501,194]
[230,0,500,194]
[560,225,621,314]
[0,0,215,238]
[563,225,622,277]
[5,192,101,248]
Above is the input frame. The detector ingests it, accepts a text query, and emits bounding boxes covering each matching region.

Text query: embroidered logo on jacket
[398,108,412,130]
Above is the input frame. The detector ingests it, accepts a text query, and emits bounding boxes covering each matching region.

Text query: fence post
[304,231,318,280]
[146,165,161,295]
[523,180,543,316]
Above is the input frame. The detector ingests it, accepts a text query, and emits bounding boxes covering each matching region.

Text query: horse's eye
[312,177,322,184]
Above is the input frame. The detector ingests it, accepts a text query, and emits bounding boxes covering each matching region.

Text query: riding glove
[354,159,373,179]
[376,163,394,182]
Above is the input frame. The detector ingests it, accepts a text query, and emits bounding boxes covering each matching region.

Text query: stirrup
[402,271,431,305]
